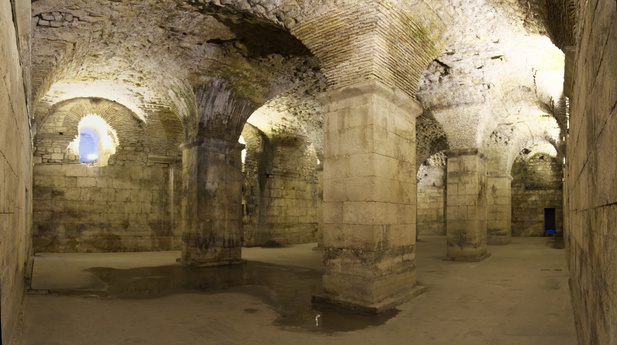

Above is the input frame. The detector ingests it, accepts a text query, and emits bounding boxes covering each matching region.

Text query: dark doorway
[544,208,556,235]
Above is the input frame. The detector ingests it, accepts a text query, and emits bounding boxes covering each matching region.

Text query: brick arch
[290,0,447,96]
[34,98,146,165]
[195,0,446,96]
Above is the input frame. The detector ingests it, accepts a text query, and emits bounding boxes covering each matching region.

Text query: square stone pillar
[487,174,512,245]
[179,138,245,266]
[446,149,490,261]
[314,81,424,313]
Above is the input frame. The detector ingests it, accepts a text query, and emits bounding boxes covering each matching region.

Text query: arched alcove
[240,122,322,247]
[511,148,563,237]
[32,98,184,253]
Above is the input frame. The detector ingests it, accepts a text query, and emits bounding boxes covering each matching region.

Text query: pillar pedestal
[179,138,245,266]
[314,81,424,313]
[445,149,490,261]
[487,174,512,245]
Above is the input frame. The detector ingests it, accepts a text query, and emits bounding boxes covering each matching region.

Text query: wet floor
[24,239,577,345]
[47,261,397,334]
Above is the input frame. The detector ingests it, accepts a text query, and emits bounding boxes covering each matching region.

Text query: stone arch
[291,1,446,96]
[36,97,143,134]
[484,111,562,178]
[510,138,562,238]
[191,0,447,99]
[32,97,184,253]
[34,98,146,165]
[417,110,450,173]
[237,80,324,246]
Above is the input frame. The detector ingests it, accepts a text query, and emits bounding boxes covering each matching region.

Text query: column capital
[317,79,423,117]
[446,148,487,160]
[188,79,259,142]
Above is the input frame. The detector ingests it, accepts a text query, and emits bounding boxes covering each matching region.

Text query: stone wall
[262,135,320,245]
[0,0,32,342]
[566,2,617,344]
[32,98,183,252]
[416,153,446,236]
[511,153,563,237]
[486,175,512,244]
[241,124,321,246]
[241,124,272,246]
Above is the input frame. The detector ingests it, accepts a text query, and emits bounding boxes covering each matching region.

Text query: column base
[312,285,426,315]
[444,252,492,262]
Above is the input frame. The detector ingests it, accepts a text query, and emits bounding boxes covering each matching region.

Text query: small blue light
[79,128,99,163]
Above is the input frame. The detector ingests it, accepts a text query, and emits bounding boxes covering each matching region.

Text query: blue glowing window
[79,128,99,163]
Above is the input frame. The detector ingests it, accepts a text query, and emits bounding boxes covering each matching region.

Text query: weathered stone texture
[261,135,320,245]
[417,153,446,236]
[241,125,322,246]
[194,80,257,141]
[32,99,183,252]
[319,80,421,310]
[292,1,444,97]
[566,1,617,344]
[487,175,512,244]
[446,150,489,261]
[511,153,562,237]
[180,138,245,266]
[1,0,32,342]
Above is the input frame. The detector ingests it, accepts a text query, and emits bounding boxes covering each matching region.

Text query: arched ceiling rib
[416,0,566,158]
[32,0,318,133]
[31,0,576,165]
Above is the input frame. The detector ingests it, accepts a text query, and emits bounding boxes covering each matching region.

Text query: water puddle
[50,262,397,334]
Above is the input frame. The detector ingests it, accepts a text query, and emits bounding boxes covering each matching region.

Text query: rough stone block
[76,177,97,188]
[63,164,88,177]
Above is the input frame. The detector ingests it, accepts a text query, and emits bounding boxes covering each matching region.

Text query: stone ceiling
[31,0,319,132]
[31,0,572,171]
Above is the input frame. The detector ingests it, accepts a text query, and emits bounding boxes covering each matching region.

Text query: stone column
[314,81,424,313]
[179,138,245,266]
[446,149,490,261]
[487,174,512,245]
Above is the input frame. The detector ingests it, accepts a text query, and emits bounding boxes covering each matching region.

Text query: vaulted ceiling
[31,0,573,171]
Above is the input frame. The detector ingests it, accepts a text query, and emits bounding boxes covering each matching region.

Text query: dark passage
[544,208,556,234]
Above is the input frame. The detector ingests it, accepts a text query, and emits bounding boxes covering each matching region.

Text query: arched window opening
[68,115,119,167]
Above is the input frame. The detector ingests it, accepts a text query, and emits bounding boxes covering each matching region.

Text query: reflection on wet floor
[47,262,397,334]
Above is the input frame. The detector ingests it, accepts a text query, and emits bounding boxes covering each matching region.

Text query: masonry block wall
[511,153,563,237]
[486,175,512,244]
[416,156,446,236]
[241,125,321,246]
[241,124,271,246]
[0,0,32,342]
[262,135,320,245]
[32,98,183,252]
[566,2,617,344]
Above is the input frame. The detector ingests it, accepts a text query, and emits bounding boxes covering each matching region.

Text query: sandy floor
[20,236,576,345]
